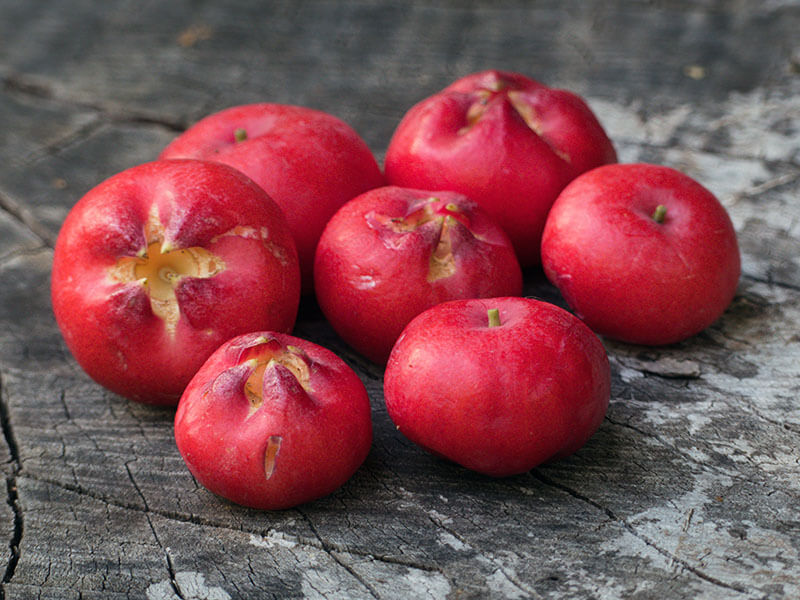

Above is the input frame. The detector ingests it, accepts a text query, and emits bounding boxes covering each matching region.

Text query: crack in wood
[0,374,23,597]
[604,413,800,501]
[3,72,189,133]
[295,507,381,599]
[0,246,50,270]
[140,493,185,600]
[163,547,186,600]
[0,191,53,249]
[426,510,544,599]
[17,471,451,581]
[615,134,800,171]
[530,471,751,595]
[733,170,800,200]
[19,118,105,167]
[744,273,800,293]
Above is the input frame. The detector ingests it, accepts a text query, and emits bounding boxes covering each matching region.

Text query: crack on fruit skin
[243,342,313,411]
[506,90,572,164]
[108,205,225,337]
[368,198,469,282]
[263,435,282,480]
[459,90,493,134]
[211,225,290,266]
[458,86,572,164]
[428,216,458,282]
[370,197,471,233]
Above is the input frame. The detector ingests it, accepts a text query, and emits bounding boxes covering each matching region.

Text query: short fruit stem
[487,308,501,328]
[234,128,248,142]
[652,204,667,223]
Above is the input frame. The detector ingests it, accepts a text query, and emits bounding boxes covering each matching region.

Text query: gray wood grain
[1,0,799,598]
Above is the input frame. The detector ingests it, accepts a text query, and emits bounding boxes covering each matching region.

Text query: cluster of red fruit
[51,70,740,510]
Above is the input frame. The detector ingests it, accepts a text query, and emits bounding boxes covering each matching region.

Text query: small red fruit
[160,103,385,291]
[541,163,741,345]
[385,69,617,266]
[175,332,373,510]
[314,186,523,364]
[51,159,301,404]
[384,297,610,477]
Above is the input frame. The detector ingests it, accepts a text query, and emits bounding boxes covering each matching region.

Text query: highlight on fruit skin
[174,331,373,510]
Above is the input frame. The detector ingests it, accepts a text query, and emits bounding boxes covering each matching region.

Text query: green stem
[487,308,501,328]
[652,204,667,223]
[234,128,248,142]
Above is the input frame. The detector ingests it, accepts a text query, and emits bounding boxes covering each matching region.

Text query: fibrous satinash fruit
[541,163,741,345]
[314,186,522,363]
[385,70,617,266]
[51,159,301,404]
[384,297,610,477]
[175,332,373,510]
[160,103,385,291]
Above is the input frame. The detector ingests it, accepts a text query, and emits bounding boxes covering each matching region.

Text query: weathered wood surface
[1,1,799,598]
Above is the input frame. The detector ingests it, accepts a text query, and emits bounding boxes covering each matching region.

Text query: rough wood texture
[1,1,799,598]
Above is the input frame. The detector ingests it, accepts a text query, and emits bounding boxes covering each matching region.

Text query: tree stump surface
[1,1,799,598]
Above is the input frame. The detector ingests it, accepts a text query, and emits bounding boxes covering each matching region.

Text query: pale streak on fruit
[211,225,268,243]
[211,225,292,266]
[243,347,313,411]
[109,205,225,337]
[355,274,377,290]
[506,90,572,164]
[458,91,492,135]
[263,435,282,480]
[369,200,462,281]
[428,216,457,282]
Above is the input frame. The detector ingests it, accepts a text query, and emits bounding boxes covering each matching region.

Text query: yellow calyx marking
[243,347,312,410]
[109,205,224,336]
[373,198,464,282]
[506,90,571,164]
[428,216,457,282]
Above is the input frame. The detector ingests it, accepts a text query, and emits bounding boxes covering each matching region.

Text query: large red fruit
[175,332,373,510]
[384,69,617,266]
[51,159,301,405]
[160,103,385,291]
[314,186,522,364]
[541,163,741,345]
[384,297,610,477]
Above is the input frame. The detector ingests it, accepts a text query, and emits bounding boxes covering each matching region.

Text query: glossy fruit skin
[541,163,741,345]
[51,159,301,405]
[314,186,523,364]
[384,297,610,477]
[160,103,385,291]
[174,332,373,510]
[384,69,617,267]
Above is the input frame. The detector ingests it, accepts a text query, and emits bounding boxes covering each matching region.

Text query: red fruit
[384,69,617,266]
[51,159,301,404]
[541,163,741,345]
[384,297,610,477]
[175,332,372,510]
[314,186,523,364]
[160,104,385,291]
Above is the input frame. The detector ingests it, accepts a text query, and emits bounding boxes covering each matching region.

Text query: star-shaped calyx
[369,197,473,282]
[109,205,225,336]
